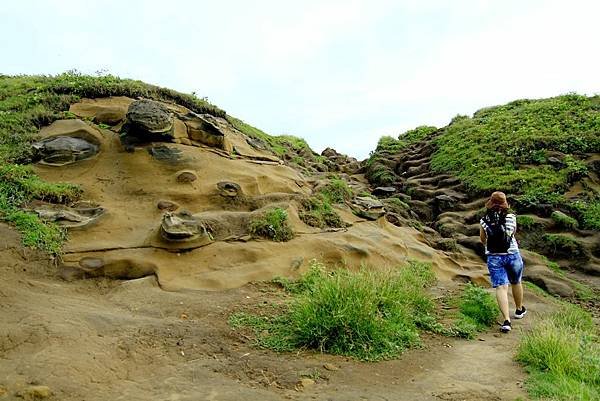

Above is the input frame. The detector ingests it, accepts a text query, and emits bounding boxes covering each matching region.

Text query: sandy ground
[1,224,556,401]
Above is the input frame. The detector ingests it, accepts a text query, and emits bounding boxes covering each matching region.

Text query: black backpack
[483,210,512,253]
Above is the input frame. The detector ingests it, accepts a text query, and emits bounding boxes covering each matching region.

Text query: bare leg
[496,284,510,322]
[512,282,523,310]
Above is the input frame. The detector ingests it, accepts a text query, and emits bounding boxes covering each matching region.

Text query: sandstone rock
[321,147,338,158]
[148,145,183,163]
[157,200,179,211]
[175,170,198,183]
[373,186,396,197]
[126,99,173,134]
[351,196,385,220]
[323,363,339,371]
[524,266,575,297]
[246,137,268,150]
[181,112,227,150]
[79,257,104,272]
[33,136,99,166]
[433,194,458,215]
[297,378,315,388]
[160,212,207,242]
[59,266,86,281]
[17,385,52,400]
[94,108,125,125]
[32,201,105,228]
[217,181,242,198]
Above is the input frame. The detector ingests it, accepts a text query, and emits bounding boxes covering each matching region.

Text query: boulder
[433,194,458,215]
[523,266,575,297]
[33,136,99,166]
[126,99,173,135]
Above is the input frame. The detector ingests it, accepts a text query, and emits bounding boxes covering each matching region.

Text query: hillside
[366,95,600,301]
[0,74,598,400]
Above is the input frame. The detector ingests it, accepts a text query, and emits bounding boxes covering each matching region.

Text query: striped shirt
[480,213,519,255]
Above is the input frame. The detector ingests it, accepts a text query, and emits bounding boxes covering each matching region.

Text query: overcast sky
[2,0,599,159]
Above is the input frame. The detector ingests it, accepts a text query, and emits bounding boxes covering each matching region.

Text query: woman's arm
[480,226,486,243]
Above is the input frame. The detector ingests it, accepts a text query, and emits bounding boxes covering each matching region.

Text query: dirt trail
[0,224,557,401]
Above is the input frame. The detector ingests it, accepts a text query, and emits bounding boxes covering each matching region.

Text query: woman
[479,191,526,333]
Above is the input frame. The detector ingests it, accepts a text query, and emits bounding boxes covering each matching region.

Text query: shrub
[551,211,578,230]
[249,208,294,242]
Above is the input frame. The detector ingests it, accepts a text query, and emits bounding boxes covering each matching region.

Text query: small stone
[0,386,7,396]
[323,363,338,371]
[175,170,198,183]
[19,385,52,399]
[298,378,315,388]
[79,257,104,271]
[157,200,179,211]
[217,181,241,198]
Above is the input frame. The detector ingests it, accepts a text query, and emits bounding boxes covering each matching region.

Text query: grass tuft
[249,207,294,242]
[450,284,499,339]
[231,260,438,361]
[517,304,599,400]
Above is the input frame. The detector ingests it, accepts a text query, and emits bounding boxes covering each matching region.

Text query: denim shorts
[486,252,524,288]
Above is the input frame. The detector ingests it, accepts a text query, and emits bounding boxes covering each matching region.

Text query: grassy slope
[0,72,306,253]
[368,95,600,230]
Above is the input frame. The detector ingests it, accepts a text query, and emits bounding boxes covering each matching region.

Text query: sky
[2,0,599,159]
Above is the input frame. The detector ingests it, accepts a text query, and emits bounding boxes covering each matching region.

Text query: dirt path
[0,224,554,401]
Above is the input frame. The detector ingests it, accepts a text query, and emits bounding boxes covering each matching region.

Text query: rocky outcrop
[33,136,99,166]
[30,201,105,228]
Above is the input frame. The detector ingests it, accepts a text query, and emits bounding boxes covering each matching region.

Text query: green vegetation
[516,215,541,231]
[249,208,294,242]
[450,284,500,339]
[516,304,599,400]
[572,199,600,230]
[551,211,579,230]
[0,72,227,252]
[399,125,438,144]
[429,94,599,200]
[0,164,80,254]
[230,260,438,361]
[299,195,344,228]
[299,177,351,229]
[226,116,312,158]
[542,234,588,260]
[320,177,354,203]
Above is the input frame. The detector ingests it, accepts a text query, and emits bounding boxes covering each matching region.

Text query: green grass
[299,194,345,228]
[517,215,541,231]
[0,164,81,254]
[298,177,351,228]
[450,284,500,339]
[572,199,600,230]
[542,234,588,260]
[249,207,294,242]
[398,125,438,144]
[516,304,599,400]
[551,211,579,230]
[230,260,438,361]
[0,72,229,252]
[320,177,353,204]
[430,94,599,199]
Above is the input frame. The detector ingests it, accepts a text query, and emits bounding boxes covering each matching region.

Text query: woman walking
[479,191,526,333]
